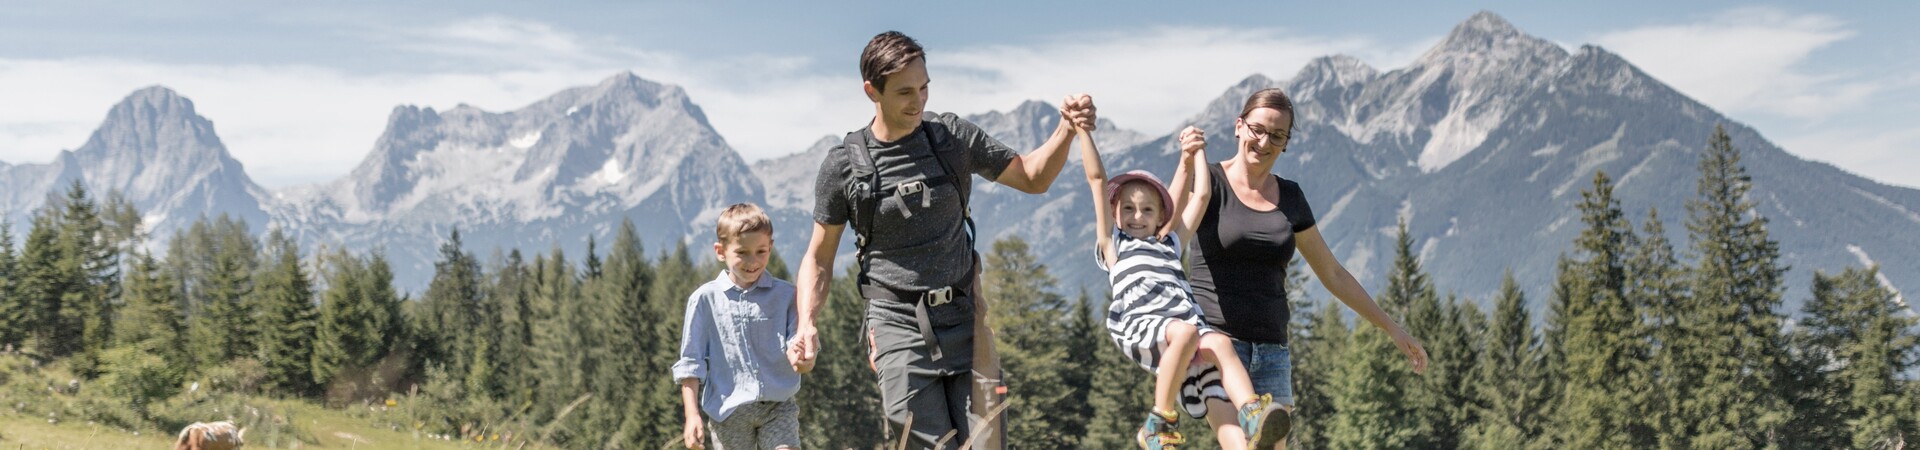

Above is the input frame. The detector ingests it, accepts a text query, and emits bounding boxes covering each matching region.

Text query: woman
[1186,88,1429,450]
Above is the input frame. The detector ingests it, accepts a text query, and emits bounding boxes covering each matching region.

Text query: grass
[0,395,553,450]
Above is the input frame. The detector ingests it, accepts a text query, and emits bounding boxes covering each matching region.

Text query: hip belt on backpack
[861,282,969,361]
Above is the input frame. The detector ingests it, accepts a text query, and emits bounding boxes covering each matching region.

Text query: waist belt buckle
[925,286,954,307]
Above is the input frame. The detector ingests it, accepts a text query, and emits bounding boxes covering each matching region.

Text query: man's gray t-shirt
[813,113,1017,292]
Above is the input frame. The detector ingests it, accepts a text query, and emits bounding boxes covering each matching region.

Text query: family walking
[672,31,1430,450]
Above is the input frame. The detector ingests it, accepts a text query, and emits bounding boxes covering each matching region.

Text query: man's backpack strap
[840,130,881,285]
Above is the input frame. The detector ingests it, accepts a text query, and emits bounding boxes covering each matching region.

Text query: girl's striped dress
[1099,228,1217,372]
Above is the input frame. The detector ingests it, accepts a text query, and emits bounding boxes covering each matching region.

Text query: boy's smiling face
[715,230,773,289]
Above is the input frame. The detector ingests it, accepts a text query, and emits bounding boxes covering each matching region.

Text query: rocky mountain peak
[1417,11,1568,72]
[78,85,223,162]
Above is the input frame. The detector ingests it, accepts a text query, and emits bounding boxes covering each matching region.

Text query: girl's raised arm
[1171,126,1209,242]
[1079,128,1118,269]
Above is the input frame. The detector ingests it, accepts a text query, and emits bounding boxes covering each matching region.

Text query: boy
[674,203,810,450]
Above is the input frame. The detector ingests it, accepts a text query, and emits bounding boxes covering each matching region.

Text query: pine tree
[642,242,705,443]
[1326,222,1421,449]
[0,221,24,348]
[1465,271,1549,450]
[420,229,484,376]
[983,236,1084,447]
[528,247,582,433]
[796,265,888,449]
[1800,266,1919,449]
[1293,285,1351,450]
[20,211,72,357]
[115,252,189,367]
[254,229,318,396]
[185,215,260,366]
[1061,288,1099,442]
[1629,208,1699,450]
[1680,125,1791,448]
[314,249,401,393]
[491,249,537,410]
[1286,255,1344,450]
[57,181,121,366]
[1552,171,1650,449]
[582,220,651,447]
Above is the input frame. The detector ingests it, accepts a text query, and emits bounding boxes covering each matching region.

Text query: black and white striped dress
[1099,229,1218,372]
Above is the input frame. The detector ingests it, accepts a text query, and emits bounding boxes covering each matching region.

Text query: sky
[0,1,1915,189]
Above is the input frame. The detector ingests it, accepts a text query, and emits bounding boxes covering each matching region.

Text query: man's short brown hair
[715,203,773,244]
[860,31,925,91]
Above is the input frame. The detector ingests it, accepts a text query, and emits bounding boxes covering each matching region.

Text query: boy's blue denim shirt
[672,270,802,422]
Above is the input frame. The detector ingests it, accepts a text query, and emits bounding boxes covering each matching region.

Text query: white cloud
[0,17,1415,189]
[1592,7,1880,119]
[931,26,1402,135]
[1776,127,1920,189]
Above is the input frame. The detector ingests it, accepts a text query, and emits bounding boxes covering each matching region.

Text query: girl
[1079,125,1286,450]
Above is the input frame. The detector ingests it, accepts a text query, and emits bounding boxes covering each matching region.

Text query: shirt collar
[716,270,773,293]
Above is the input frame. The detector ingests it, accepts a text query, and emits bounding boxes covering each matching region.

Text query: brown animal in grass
[174,420,246,450]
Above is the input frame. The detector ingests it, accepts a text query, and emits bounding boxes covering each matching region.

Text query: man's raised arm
[994,94,1097,193]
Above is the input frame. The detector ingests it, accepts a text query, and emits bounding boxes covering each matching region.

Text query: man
[789,31,1094,449]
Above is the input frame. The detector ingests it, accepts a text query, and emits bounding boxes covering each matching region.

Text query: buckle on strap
[895,181,926,196]
[925,286,954,306]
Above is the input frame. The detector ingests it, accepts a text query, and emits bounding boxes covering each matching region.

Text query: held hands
[1178,126,1206,156]
[1391,329,1430,374]
[1060,94,1098,132]
[790,324,818,373]
[683,416,706,449]
[787,336,815,374]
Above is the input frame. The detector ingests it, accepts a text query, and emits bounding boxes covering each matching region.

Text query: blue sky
[1,1,1915,189]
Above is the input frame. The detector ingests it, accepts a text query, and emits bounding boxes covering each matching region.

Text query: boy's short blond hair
[715,203,773,244]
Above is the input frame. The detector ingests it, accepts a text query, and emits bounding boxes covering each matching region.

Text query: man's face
[867,58,929,127]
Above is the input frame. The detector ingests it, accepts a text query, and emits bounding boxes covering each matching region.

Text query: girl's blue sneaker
[1240,394,1291,448]
[1137,409,1185,450]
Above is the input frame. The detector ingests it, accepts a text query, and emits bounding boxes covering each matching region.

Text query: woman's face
[1235,107,1293,168]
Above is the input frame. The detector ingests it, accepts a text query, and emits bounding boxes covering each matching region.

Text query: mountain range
[2,12,1913,314]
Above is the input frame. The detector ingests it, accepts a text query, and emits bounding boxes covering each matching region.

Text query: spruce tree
[983,236,1083,447]
[1680,125,1791,448]
[1552,171,1650,449]
[643,242,704,442]
[528,247,582,435]
[1326,222,1421,449]
[186,215,259,365]
[57,181,120,365]
[1629,208,1699,449]
[0,221,24,348]
[1465,271,1549,450]
[1294,285,1351,450]
[421,229,484,376]
[314,250,401,393]
[491,249,537,411]
[20,211,71,356]
[254,229,318,396]
[1061,287,1099,442]
[583,220,651,447]
[115,252,189,367]
[1800,266,1919,449]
